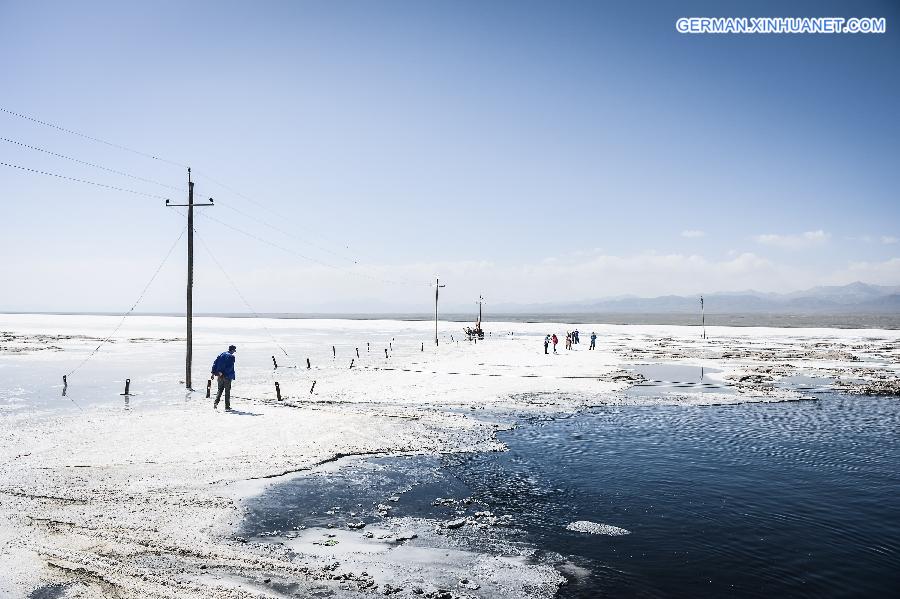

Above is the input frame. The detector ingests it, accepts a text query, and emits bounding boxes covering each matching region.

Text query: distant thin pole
[700,295,706,339]
[434,278,446,346]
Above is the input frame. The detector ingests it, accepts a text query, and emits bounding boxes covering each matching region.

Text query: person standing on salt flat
[544,334,550,354]
[552,334,559,354]
[590,332,597,350]
[211,345,237,411]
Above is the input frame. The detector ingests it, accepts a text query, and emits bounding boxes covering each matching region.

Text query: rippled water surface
[246,395,900,597]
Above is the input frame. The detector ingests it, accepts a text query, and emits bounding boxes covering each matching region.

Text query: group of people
[543,330,598,354]
[212,328,602,411]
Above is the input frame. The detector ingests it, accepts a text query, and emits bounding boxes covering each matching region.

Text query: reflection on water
[629,363,713,383]
[245,395,900,598]
[625,363,735,396]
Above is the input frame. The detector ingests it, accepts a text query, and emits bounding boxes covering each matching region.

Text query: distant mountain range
[490,282,900,314]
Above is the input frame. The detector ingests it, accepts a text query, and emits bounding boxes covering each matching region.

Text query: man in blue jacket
[211,345,237,410]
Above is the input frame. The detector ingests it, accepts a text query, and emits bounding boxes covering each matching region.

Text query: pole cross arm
[166,198,214,207]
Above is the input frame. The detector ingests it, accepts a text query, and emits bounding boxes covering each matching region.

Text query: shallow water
[625,363,734,397]
[244,394,900,597]
[470,396,900,597]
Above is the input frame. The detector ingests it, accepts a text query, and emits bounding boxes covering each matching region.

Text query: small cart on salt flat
[464,324,484,341]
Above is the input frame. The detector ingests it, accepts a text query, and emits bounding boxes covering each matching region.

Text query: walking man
[211,345,237,411]
[590,332,597,350]
[544,334,550,354]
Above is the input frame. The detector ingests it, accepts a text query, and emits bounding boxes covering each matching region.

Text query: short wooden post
[310,380,317,394]
[332,345,336,358]
[121,378,131,396]
[389,342,392,351]
[367,342,370,352]
[205,378,212,398]
[307,358,311,369]
[275,381,282,401]
[356,347,360,358]
[62,375,68,397]
[384,348,388,358]
[421,342,424,352]
[349,359,355,369]
[272,355,278,369]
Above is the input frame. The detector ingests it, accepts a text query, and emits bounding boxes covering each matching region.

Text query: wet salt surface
[624,363,735,397]
[779,374,839,394]
[244,394,900,598]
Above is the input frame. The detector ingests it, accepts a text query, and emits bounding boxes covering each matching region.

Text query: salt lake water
[244,393,900,597]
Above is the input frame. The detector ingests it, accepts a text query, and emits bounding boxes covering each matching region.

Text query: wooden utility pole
[434,277,446,346]
[166,168,214,389]
[477,295,484,326]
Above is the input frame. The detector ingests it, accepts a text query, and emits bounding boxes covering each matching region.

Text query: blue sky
[1,0,898,312]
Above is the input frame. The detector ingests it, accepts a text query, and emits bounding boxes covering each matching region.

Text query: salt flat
[1,314,898,598]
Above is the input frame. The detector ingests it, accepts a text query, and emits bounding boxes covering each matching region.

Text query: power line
[192,170,295,224]
[1,105,339,261]
[2,107,380,273]
[0,160,174,201]
[195,231,294,361]
[193,170,364,263]
[195,209,428,286]
[196,210,335,269]
[215,199,360,265]
[2,107,418,285]
[1,136,184,192]
[65,225,187,378]
[0,107,188,168]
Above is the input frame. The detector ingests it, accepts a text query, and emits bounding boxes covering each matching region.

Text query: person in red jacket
[551,333,559,354]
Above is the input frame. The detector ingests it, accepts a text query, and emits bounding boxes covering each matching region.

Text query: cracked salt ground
[240,455,563,598]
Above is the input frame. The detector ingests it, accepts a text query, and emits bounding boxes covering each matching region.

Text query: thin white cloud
[233,250,807,311]
[6,247,895,312]
[681,230,705,238]
[754,230,830,249]
[846,235,898,245]
[828,257,900,287]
